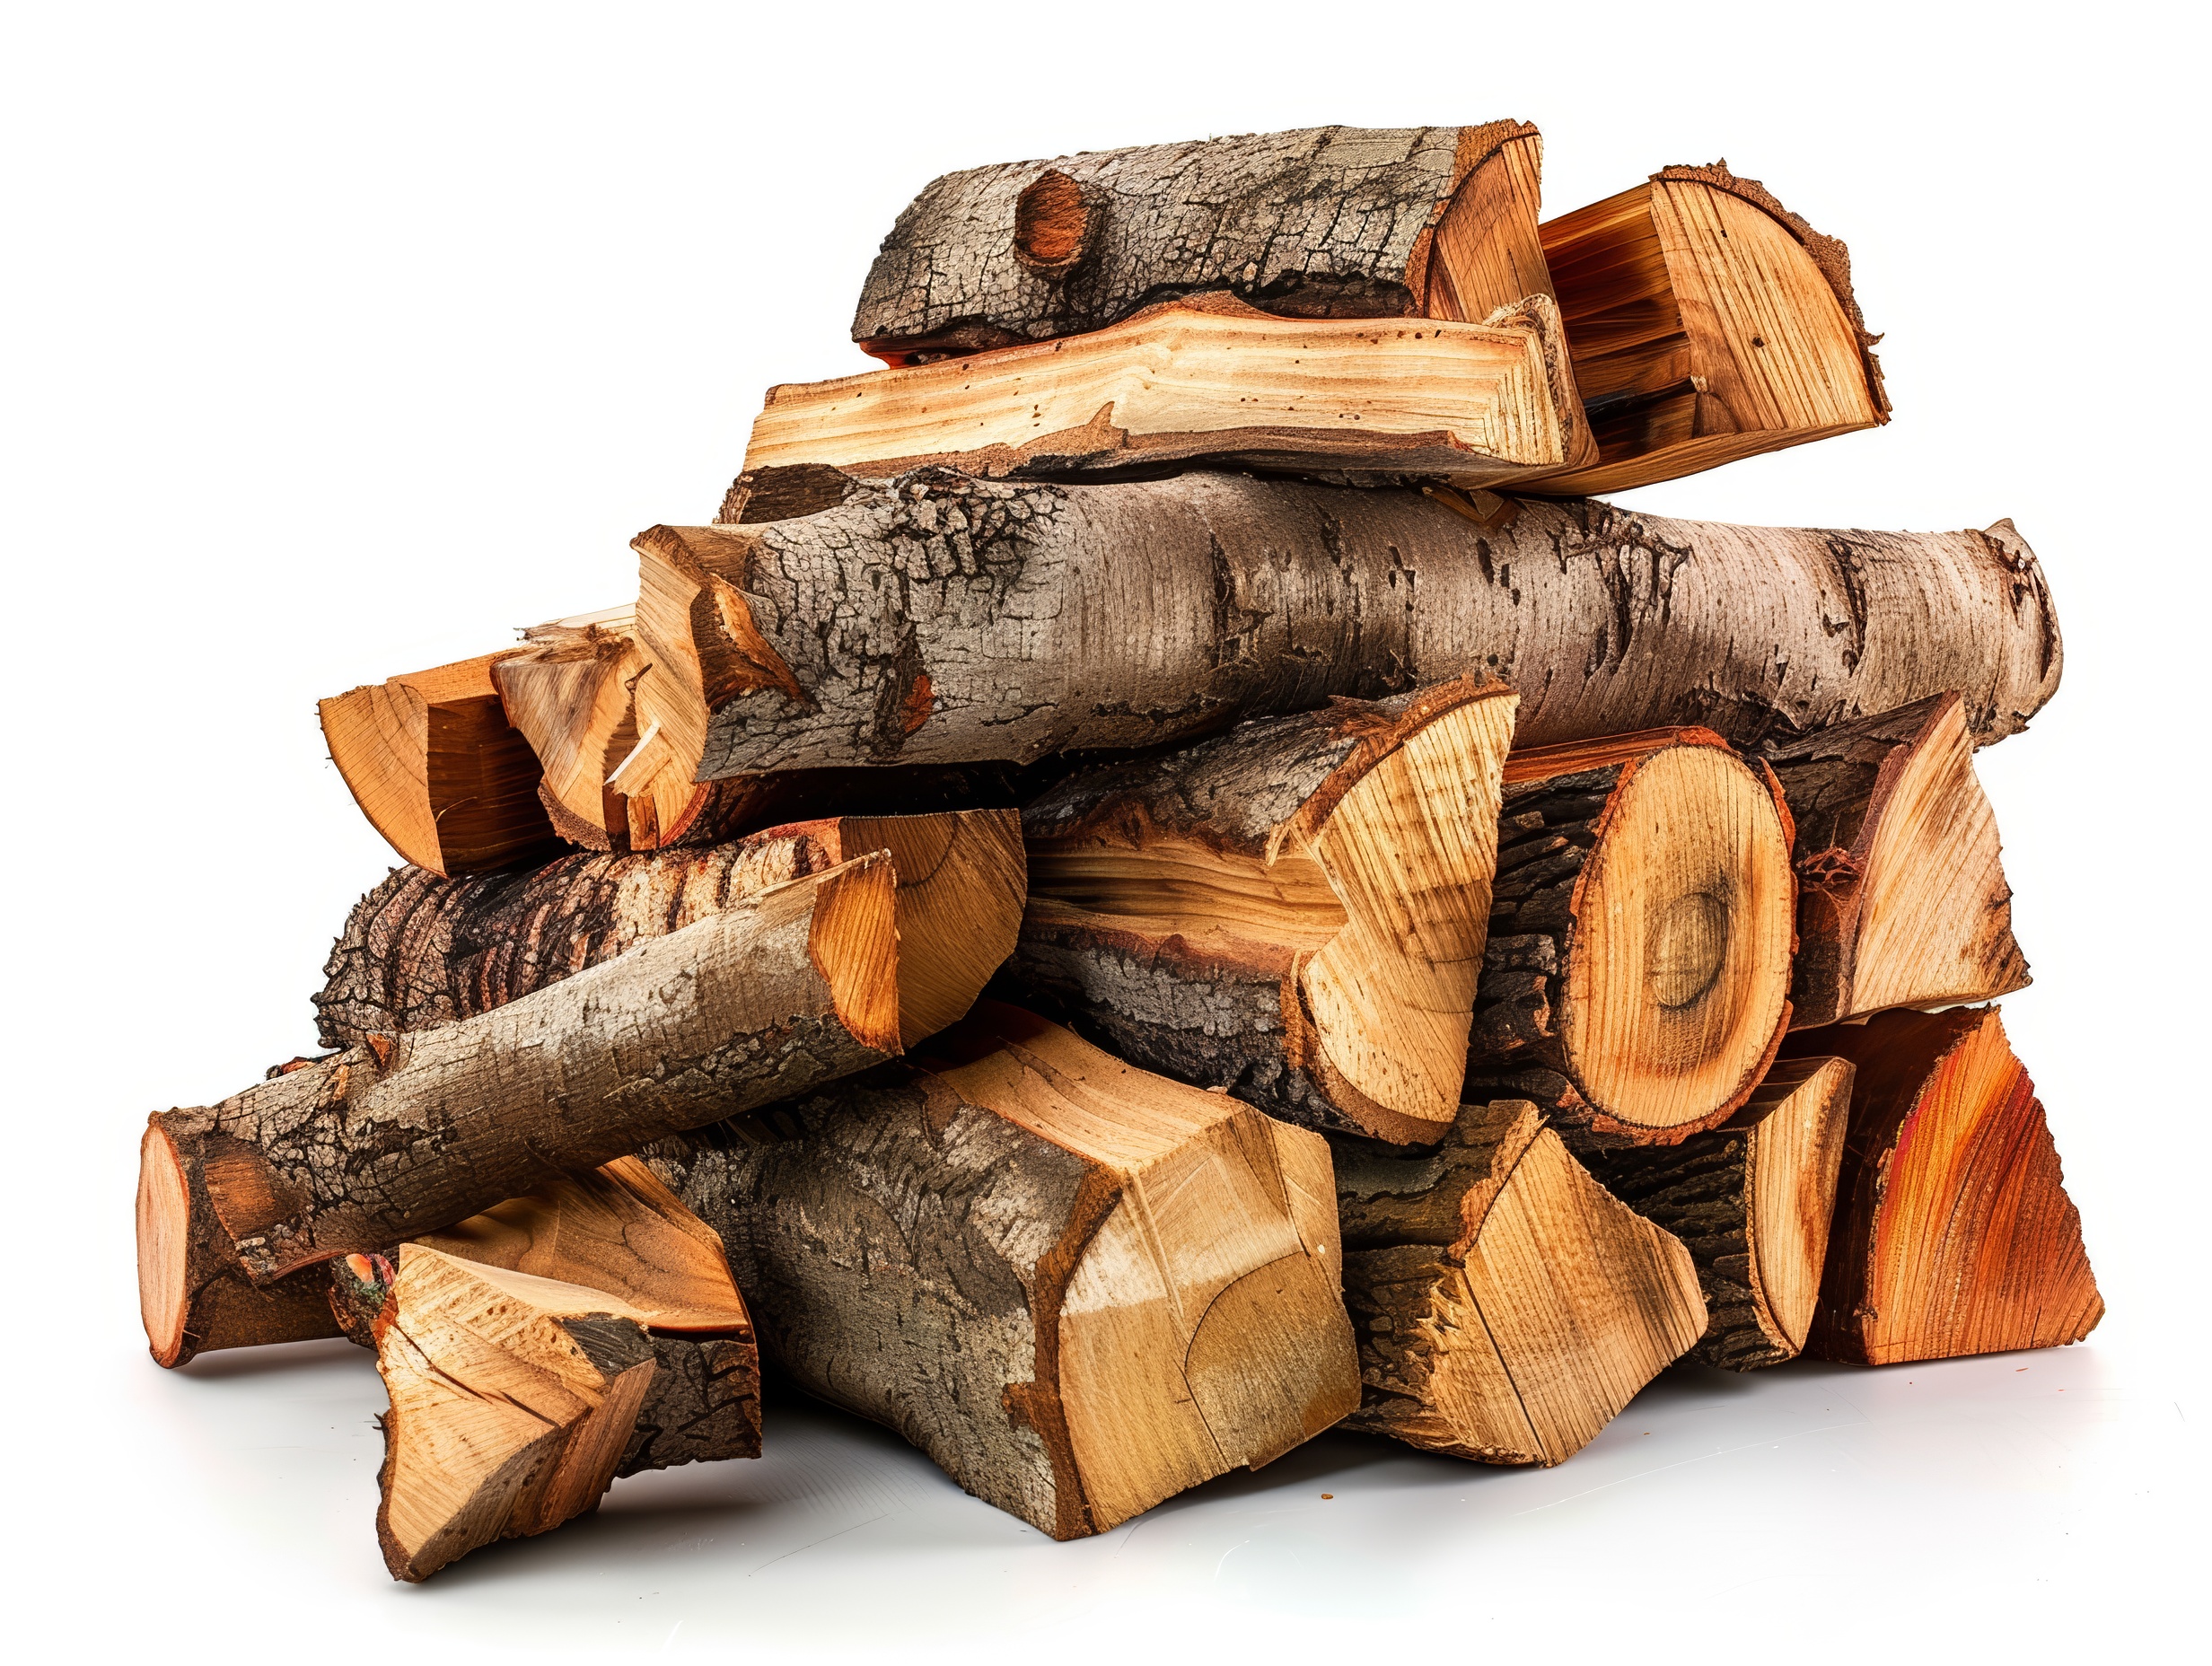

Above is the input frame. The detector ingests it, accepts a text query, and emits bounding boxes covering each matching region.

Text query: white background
[4,4,2206,1659]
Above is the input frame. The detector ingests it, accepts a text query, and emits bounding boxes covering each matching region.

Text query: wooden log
[1533,162,1890,496]
[1464,727,1796,1147]
[1785,1007,2102,1364]
[1764,693,2028,1028]
[1582,1057,1853,1369]
[1007,678,1518,1144]
[628,473,2059,790]
[650,1003,1361,1539]
[745,294,1577,487]
[137,856,901,1367]
[320,653,561,876]
[317,808,1024,1054]
[1335,1098,1707,1465]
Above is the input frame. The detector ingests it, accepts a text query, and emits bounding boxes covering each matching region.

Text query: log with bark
[1784,1007,2102,1364]
[626,472,2058,790]
[1464,727,1796,1147]
[137,855,905,1366]
[1763,693,2028,1028]
[317,808,1024,1053]
[1535,162,1890,495]
[1007,678,1518,1144]
[649,1003,1361,1539]
[1582,1057,1852,1369]
[1335,1098,1707,1465]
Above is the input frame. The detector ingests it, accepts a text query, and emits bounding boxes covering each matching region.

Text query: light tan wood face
[1745,1058,1853,1353]
[136,1124,189,1362]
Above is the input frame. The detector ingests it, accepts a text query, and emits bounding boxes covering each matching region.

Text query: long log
[629,473,2059,791]
[650,1003,1360,1539]
[1008,678,1517,1144]
[136,855,901,1367]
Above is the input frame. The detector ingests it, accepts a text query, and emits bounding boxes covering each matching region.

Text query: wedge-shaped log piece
[1534,162,1889,495]
[318,808,1023,1053]
[1584,1057,1852,1369]
[320,653,560,875]
[653,1003,1360,1539]
[1466,728,1796,1147]
[631,473,2059,787]
[748,295,1574,487]
[1765,693,2028,1028]
[1010,679,1516,1144]
[137,856,900,1366]
[1786,1008,2102,1364]
[1337,1099,1706,1464]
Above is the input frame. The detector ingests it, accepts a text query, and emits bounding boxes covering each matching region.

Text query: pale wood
[652,1004,1360,1538]
[1336,1099,1706,1464]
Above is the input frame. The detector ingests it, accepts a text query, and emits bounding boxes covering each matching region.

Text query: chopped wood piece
[320,653,560,876]
[137,856,901,1367]
[1335,1098,1706,1464]
[317,808,1023,1053]
[632,473,2058,788]
[1583,1057,1852,1369]
[1764,693,2028,1028]
[746,294,1576,487]
[1008,679,1517,1144]
[1534,161,1889,495]
[1465,728,1796,1147]
[652,1003,1360,1538]
[1785,1008,2102,1364]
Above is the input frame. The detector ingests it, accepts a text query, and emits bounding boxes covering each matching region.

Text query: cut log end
[806,851,904,1057]
[136,1121,190,1368]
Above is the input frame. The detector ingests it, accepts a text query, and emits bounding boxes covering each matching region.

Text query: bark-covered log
[629,472,2060,792]
[1764,693,2028,1028]
[1007,678,1517,1144]
[1784,1008,2103,1364]
[1334,1098,1707,1465]
[136,856,901,1367]
[317,808,1023,1054]
[1583,1057,1852,1369]
[649,1003,1360,1539]
[1463,727,1795,1147]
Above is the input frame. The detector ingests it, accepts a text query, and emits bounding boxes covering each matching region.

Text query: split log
[316,808,1023,1053]
[1464,728,1796,1147]
[1335,1098,1707,1464]
[630,473,2059,790]
[1582,1057,1852,1369]
[1785,1008,2102,1364]
[1534,162,1890,495]
[1008,678,1518,1144]
[650,1003,1360,1539]
[1764,693,2028,1028]
[137,855,901,1367]
[746,294,1576,487]
[320,653,560,876]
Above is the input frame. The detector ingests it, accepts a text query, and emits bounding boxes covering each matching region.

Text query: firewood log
[317,808,1023,1053]
[1582,1057,1852,1369]
[744,294,1577,487]
[1536,162,1890,495]
[1007,678,1518,1144]
[627,473,2058,792]
[320,653,561,876]
[650,1003,1361,1539]
[1764,693,2028,1028]
[1464,727,1796,1147]
[137,855,902,1367]
[1335,1099,1707,1465]
[1784,1008,2103,1364]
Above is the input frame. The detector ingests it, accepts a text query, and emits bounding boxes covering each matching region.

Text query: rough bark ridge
[630,472,2060,792]
[853,123,1536,360]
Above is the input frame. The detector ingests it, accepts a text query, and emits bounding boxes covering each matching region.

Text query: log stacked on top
[142,121,2099,1580]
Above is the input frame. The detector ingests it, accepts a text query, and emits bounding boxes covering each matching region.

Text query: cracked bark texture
[138,858,900,1366]
[630,472,2060,794]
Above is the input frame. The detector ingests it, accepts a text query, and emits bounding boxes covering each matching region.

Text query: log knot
[1014,171,1097,278]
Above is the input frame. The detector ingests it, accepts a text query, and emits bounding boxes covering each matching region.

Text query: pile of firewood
[136,122,2102,1582]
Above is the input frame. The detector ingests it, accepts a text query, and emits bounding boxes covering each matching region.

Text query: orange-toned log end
[137,1121,192,1368]
[1795,1007,2102,1365]
[805,851,904,1057]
